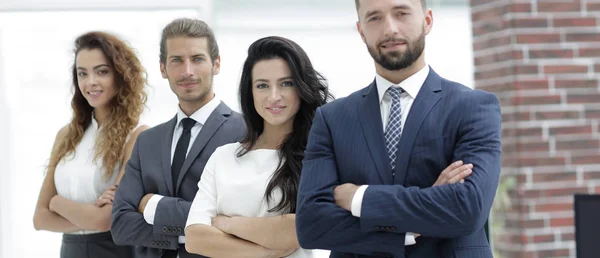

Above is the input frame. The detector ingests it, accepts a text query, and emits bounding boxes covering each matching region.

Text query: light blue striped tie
[384,86,404,173]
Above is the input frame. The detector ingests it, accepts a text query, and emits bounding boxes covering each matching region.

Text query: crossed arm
[184,156,298,258]
[295,91,501,255]
[33,125,146,233]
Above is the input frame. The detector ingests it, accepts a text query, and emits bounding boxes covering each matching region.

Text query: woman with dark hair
[33,31,148,258]
[185,36,332,257]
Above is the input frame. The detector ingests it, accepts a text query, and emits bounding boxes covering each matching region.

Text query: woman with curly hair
[33,31,148,258]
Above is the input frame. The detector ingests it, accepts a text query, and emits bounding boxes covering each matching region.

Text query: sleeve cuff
[351,185,369,217]
[405,233,416,245]
[143,194,164,225]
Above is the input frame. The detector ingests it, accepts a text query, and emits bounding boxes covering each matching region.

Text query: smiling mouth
[88,90,103,97]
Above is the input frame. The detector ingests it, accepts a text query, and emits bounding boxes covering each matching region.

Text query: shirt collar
[376,65,430,103]
[176,95,221,127]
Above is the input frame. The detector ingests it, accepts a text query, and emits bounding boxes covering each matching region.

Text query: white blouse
[186,142,314,258]
[54,117,120,235]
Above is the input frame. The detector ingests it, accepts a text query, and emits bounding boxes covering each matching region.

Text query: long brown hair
[48,31,147,179]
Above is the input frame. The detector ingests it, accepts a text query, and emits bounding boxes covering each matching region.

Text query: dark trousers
[61,231,132,258]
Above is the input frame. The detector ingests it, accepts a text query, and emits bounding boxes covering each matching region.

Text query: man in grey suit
[111,18,245,258]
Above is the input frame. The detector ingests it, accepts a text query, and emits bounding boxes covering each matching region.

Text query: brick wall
[470,0,600,257]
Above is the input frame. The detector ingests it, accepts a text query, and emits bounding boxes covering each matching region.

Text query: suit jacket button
[162,226,168,233]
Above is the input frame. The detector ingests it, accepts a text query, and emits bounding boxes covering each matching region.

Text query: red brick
[554,17,597,27]
[537,249,571,257]
[567,93,600,104]
[535,202,573,213]
[534,110,579,120]
[516,33,561,44]
[596,64,600,72]
[550,217,574,227]
[562,232,575,241]
[506,218,545,229]
[474,50,523,66]
[549,125,593,136]
[585,109,600,119]
[584,171,600,180]
[473,35,511,51]
[588,2,600,11]
[567,33,600,42]
[533,234,555,243]
[472,19,506,36]
[519,140,551,152]
[502,111,531,123]
[502,127,543,137]
[513,94,562,106]
[479,83,514,94]
[533,171,577,183]
[572,153,600,165]
[538,2,580,12]
[475,67,511,80]
[579,47,600,57]
[555,79,598,89]
[515,64,539,75]
[509,2,532,13]
[544,64,588,74]
[523,187,587,198]
[595,187,600,194]
[556,138,600,151]
[504,156,566,167]
[472,5,505,22]
[509,17,549,28]
[514,79,550,90]
[529,48,574,59]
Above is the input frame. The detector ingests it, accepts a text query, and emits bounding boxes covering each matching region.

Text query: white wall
[0,2,472,258]
[0,27,7,258]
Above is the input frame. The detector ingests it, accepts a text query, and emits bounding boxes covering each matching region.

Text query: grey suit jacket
[111,102,246,258]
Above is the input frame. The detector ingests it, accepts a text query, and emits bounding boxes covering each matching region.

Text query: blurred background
[1,0,598,257]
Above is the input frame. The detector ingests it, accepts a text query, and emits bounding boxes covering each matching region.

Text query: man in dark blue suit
[295,0,502,257]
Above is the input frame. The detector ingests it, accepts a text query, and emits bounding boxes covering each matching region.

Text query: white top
[186,142,315,258]
[54,117,120,235]
[351,65,431,245]
[142,96,221,244]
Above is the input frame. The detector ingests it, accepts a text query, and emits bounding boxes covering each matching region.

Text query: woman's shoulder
[212,142,243,157]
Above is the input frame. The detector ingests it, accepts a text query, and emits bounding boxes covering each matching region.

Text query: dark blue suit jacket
[296,68,501,258]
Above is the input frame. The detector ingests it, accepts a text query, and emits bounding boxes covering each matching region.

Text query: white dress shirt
[143,96,221,244]
[54,116,120,235]
[351,65,430,245]
[186,142,314,257]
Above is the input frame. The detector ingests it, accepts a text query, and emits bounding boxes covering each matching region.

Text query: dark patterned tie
[384,86,404,175]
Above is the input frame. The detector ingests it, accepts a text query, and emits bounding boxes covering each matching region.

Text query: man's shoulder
[439,77,498,104]
[320,85,371,114]
[136,119,174,143]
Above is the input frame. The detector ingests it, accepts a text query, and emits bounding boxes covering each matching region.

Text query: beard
[367,29,426,71]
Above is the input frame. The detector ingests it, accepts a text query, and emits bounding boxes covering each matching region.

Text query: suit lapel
[162,116,177,196]
[358,82,392,184]
[393,69,443,185]
[175,102,230,193]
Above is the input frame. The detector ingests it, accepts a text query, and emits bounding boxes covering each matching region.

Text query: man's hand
[95,184,118,207]
[433,160,473,186]
[334,183,359,212]
[137,193,155,214]
[211,215,232,233]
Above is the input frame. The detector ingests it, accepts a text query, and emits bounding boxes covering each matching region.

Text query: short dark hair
[354,0,427,12]
[159,18,219,64]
